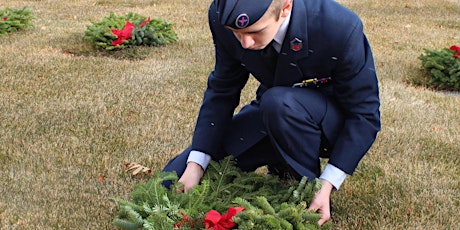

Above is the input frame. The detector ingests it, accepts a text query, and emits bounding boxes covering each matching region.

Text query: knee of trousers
[259,87,326,127]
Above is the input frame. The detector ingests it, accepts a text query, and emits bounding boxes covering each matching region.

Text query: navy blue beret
[215,0,273,29]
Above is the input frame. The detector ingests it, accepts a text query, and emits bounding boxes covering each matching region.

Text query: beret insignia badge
[235,14,249,28]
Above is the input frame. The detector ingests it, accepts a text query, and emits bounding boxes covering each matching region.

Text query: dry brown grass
[0,0,459,229]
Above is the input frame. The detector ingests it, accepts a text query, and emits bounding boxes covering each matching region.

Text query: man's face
[226,7,286,50]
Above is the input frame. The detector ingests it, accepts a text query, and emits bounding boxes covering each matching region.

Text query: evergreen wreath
[419,45,460,90]
[112,157,332,230]
[83,12,178,51]
[0,7,33,35]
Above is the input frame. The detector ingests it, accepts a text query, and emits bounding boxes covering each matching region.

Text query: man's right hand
[177,162,204,192]
[308,179,333,226]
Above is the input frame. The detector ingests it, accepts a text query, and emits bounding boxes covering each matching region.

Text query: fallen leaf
[124,162,152,175]
[98,174,105,183]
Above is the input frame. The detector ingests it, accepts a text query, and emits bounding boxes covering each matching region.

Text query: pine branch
[113,218,141,230]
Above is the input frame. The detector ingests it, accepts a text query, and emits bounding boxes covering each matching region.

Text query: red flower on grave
[111,21,134,46]
[139,16,150,28]
[204,207,245,230]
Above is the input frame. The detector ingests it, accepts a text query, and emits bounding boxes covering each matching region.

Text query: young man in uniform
[163,0,381,225]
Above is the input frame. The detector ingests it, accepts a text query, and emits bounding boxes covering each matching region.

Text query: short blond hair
[266,0,287,21]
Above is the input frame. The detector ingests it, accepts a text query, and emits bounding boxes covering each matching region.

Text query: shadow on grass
[52,32,159,60]
[408,64,460,95]
[93,0,157,7]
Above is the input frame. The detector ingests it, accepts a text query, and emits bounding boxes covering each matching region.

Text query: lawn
[0,0,459,229]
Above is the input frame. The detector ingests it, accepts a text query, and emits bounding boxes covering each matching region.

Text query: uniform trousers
[162,86,345,186]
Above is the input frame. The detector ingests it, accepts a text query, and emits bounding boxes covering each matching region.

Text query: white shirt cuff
[187,150,212,170]
[319,163,347,190]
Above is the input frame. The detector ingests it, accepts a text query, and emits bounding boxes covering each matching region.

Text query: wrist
[187,162,204,174]
[319,179,334,195]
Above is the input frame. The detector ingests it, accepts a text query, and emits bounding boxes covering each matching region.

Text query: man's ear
[281,0,293,17]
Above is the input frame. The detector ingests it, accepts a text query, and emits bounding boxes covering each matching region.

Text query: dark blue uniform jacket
[191,0,381,175]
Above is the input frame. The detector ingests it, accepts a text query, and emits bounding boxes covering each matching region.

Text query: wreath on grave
[83,12,178,51]
[113,156,332,230]
[419,45,460,90]
[0,7,33,35]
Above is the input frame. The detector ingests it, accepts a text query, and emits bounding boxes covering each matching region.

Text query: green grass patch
[0,0,459,229]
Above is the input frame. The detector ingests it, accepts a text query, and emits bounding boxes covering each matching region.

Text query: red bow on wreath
[450,45,460,59]
[204,207,245,230]
[111,17,150,46]
[111,21,134,46]
[139,16,150,28]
